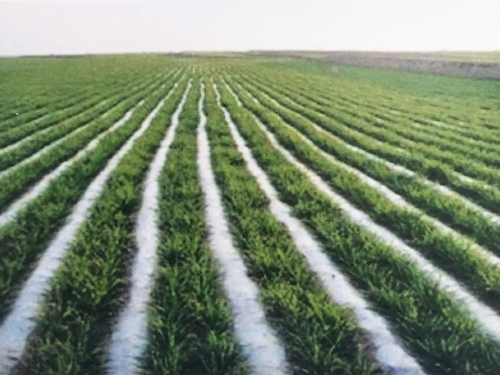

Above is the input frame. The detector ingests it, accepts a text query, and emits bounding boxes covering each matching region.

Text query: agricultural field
[257,51,500,79]
[1,54,500,375]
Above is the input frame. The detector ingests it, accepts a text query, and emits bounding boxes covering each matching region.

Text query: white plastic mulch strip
[106,81,191,375]
[250,110,500,346]
[0,97,103,153]
[256,99,500,269]
[222,78,242,107]
[233,80,259,104]
[0,84,181,375]
[0,102,141,229]
[239,80,500,226]
[0,115,96,181]
[0,69,179,179]
[214,83,426,375]
[199,83,289,375]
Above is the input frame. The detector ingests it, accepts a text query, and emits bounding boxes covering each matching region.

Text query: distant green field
[1,55,500,375]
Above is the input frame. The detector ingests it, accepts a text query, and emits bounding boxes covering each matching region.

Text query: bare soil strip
[0,87,177,375]
[106,82,191,375]
[198,83,289,375]
[241,82,500,227]
[214,83,426,375]
[251,112,500,345]
[0,102,142,229]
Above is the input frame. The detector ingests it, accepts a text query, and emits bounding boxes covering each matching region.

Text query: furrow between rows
[231,78,500,229]
[238,74,500,186]
[200,82,289,375]
[0,82,183,374]
[106,80,192,375]
[214,82,426,375]
[216,74,500,373]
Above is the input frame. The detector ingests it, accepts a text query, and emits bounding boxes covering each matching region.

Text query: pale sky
[0,0,499,56]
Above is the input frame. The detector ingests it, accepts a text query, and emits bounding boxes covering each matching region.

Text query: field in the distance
[254,50,500,79]
[1,54,500,375]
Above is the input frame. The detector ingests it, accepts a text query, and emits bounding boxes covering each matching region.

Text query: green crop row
[141,79,248,375]
[0,70,171,151]
[300,74,500,136]
[215,76,500,374]
[0,73,171,172]
[326,93,500,146]
[0,55,178,125]
[0,93,87,133]
[233,74,500,215]
[0,76,187,324]
[0,85,108,131]
[0,75,179,214]
[0,70,164,128]
[220,77,500,313]
[323,93,500,155]
[279,80,500,166]
[11,79,190,375]
[0,87,109,134]
[206,81,383,374]
[238,67,500,162]
[242,63,500,133]
[238,73,500,180]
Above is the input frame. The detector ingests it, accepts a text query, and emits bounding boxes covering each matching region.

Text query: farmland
[0,54,500,375]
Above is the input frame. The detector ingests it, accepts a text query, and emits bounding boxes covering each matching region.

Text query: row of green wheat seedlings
[0,73,185,327]
[0,81,120,133]
[0,74,148,148]
[249,67,500,139]
[224,76,500,311]
[0,67,145,126]
[240,72,500,186]
[215,78,500,373]
[0,72,180,217]
[331,92,500,153]
[308,73,500,140]
[232,75,500,228]
[0,70,177,171]
[303,80,500,170]
[0,75,189,374]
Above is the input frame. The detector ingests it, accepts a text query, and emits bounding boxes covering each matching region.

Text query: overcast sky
[0,0,499,56]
